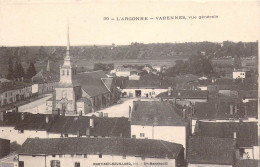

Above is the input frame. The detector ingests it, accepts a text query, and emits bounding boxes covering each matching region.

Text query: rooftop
[195,121,258,148]
[131,101,185,126]
[156,90,208,99]
[17,137,183,159]
[74,70,110,97]
[0,81,32,94]
[187,136,236,165]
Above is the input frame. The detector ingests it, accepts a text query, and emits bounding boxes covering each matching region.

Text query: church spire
[67,24,70,51]
[63,23,72,67]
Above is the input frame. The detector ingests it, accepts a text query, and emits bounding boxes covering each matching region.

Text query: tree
[13,61,20,79]
[7,57,14,80]
[17,63,25,78]
[26,62,37,79]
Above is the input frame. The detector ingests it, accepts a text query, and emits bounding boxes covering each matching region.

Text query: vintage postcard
[0,0,259,167]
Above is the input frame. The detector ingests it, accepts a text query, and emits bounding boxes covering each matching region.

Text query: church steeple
[63,24,72,67]
[66,24,70,54]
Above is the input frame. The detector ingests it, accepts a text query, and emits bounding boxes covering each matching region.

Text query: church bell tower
[59,25,76,84]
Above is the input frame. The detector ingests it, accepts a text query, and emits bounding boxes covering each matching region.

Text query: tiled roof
[0,82,32,94]
[74,71,110,97]
[196,121,258,148]
[17,137,183,159]
[156,90,208,99]
[32,70,59,84]
[131,101,185,126]
[101,78,113,91]
[187,136,236,165]
[47,116,130,138]
[192,101,258,120]
[238,159,259,167]
[15,113,54,131]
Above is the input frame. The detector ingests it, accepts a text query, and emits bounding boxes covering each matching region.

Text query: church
[46,26,120,115]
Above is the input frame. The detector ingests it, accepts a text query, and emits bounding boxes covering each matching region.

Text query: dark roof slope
[193,101,258,120]
[74,71,110,97]
[187,136,236,165]
[157,90,208,99]
[15,113,54,131]
[131,101,185,126]
[196,121,258,147]
[238,159,260,167]
[32,70,59,84]
[47,116,130,138]
[18,137,183,159]
[0,82,32,94]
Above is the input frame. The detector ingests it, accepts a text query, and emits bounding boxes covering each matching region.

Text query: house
[17,137,185,167]
[0,112,53,144]
[190,101,258,134]
[121,75,172,98]
[0,81,32,110]
[157,90,208,106]
[187,136,237,167]
[195,121,258,160]
[31,66,59,95]
[130,101,187,149]
[233,71,246,79]
[0,112,130,145]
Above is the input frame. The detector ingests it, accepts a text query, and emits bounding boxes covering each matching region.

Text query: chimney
[168,87,172,96]
[234,105,238,114]
[230,104,233,115]
[45,115,49,124]
[77,130,80,137]
[128,105,131,121]
[90,118,94,128]
[233,132,237,139]
[104,113,108,117]
[215,103,218,110]
[86,127,90,136]
[178,92,181,96]
[244,105,247,117]
[21,113,24,120]
[98,112,103,117]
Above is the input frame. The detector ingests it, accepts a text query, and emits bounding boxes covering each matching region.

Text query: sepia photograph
[0,0,259,167]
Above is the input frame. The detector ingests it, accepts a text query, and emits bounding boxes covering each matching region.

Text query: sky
[0,0,259,46]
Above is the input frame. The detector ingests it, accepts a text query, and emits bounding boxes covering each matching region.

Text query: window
[99,154,102,158]
[19,161,24,167]
[122,155,126,159]
[75,162,80,167]
[64,134,68,137]
[140,133,145,137]
[18,130,24,134]
[141,157,145,160]
[52,155,56,157]
[132,135,136,138]
[51,160,60,167]
[62,70,65,76]
[84,154,87,158]
[67,70,69,76]
[59,155,63,158]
